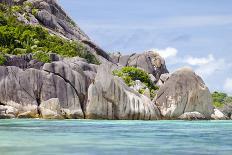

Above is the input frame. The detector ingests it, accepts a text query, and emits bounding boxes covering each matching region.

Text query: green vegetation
[0,53,6,65]
[33,51,51,63]
[70,20,76,27]
[113,66,159,98]
[23,1,33,7]
[32,8,39,16]
[11,5,21,13]
[0,3,100,64]
[138,88,145,94]
[212,91,232,108]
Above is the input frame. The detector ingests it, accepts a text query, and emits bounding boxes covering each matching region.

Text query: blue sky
[59,0,232,94]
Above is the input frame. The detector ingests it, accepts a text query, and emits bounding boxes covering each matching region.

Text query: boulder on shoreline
[211,109,228,120]
[0,57,98,119]
[178,112,206,120]
[155,67,214,119]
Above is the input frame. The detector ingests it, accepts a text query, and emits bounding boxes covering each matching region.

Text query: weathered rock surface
[155,67,214,119]
[211,109,228,120]
[39,98,62,119]
[111,51,169,82]
[156,73,170,87]
[0,105,18,118]
[178,112,206,120]
[2,0,112,62]
[0,57,98,119]
[219,104,232,119]
[86,63,161,120]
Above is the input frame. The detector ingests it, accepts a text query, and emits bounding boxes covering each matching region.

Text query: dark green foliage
[113,67,159,98]
[0,13,7,26]
[212,91,232,107]
[0,53,6,65]
[32,8,39,16]
[0,4,100,64]
[138,89,145,94]
[113,67,158,90]
[11,5,21,13]
[33,51,51,63]
[70,20,76,27]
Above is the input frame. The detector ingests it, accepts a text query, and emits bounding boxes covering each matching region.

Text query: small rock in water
[211,109,228,120]
[178,112,206,120]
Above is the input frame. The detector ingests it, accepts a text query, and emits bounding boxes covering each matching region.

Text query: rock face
[178,112,206,120]
[86,64,161,120]
[39,98,62,119]
[219,104,232,119]
[0,105,18,118]
[0,57,98,119]
[155,67,214,119]
[111,51,169,82]
[211,109,228,120]
[5,0,112,62]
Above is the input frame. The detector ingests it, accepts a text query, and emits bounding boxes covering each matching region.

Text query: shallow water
[0,119,232,155]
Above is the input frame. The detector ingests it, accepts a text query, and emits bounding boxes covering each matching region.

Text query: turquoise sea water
[0,120,232,155]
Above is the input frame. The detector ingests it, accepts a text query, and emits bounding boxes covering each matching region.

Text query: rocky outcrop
[39,98,62,119]
[211,109,228,120]
[4,0,112,62]
[0,105,18,118]
[219,104,232,119]
[0,57,98,119]
[0,0,216,120]
[86,63,161,120]
[155,67,214,119]
[156,73,170,87]
[25,0,89,41]
[178,112,206,120]
[111,51,169,82]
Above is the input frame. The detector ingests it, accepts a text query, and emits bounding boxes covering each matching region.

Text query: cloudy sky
[59,0,232,95]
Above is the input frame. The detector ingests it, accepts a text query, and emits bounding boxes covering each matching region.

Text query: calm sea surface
[0,119,232,155]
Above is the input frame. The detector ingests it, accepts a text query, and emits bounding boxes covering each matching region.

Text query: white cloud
[224,78,232,95]
[149,48,224,78]
[151,47,178,59]
[185,54,214,66]
[195,58,226,78]
[149,48,232,94]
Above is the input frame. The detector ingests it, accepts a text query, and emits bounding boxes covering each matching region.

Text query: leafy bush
[32,8,39,16]
[33,51,51,63]
[12,48,28,55]
[138,88,145,94]
[212,91,232,107]
[0,4,100,64]
[23,2,33,8]
[0,53,6,65]
[113,67,159,98]
[0,13,7,26]
[11,5,21,13]
[113,67,158,90]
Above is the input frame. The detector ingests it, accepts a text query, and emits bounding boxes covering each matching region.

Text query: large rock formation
[111,51,169,82]
[0,0,215,120]
[0,57,98,119]
[86,63,161,120]
[3,0,112,62]
[155,67,214,119]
